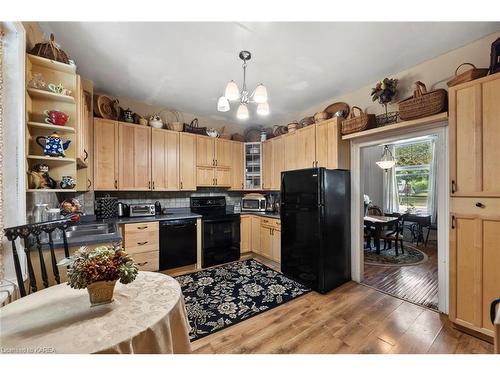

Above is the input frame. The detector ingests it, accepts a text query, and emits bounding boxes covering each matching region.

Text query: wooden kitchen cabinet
[240,215,251,253]
[215,138,232,168]
[251,215,261,254]
[283,132,297,171]
[449,73,500,197]
[262,140,273,190]
[196,136,215,167]
[196,166,215,187]
[121,221,159,272]
[76,78,94,191]
[93,118,118,190]
[118,123,151,191]
[75,75,88,167]
[231,141,244,190]
[272,137,284,190]
[215,168,231,187]
[179,132,197,191]
[315,117,349,169]
[151,128,179,191]
[295,125,316,169]
[260,218,281,262]
[450,198,500,336]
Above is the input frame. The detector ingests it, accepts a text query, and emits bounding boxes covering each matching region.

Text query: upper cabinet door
[295,126,316,169]
[262,140,273,190]
[215,138,232,168]
[450,74,500,197]
[151,129,179,191]
[231,141,244,190]
[118,123,151,191]
[283,133,297,171]
[196,135,215,167]
[272,137,284,190]
[93,118,118,190]
[179,133,197,191]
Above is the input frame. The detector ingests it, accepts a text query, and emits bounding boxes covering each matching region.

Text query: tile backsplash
[26,189,247,222]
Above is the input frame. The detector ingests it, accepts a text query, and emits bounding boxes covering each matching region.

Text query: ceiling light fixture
[376,145,397,170]
[217,50,269,120]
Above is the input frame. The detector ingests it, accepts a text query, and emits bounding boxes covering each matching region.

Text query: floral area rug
[176,259,311,341]
[364,242,428,266]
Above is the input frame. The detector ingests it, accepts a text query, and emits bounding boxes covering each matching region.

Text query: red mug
[44,110,69,126]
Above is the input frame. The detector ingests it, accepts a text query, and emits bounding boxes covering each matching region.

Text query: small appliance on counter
[129,204,156,217]
[117,202,129,217]
[154,201,162,215]
[95,196,118,220]
[241,193,266,212]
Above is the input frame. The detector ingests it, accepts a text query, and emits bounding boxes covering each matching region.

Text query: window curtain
[383,145,399,214]
[427,138,438,223]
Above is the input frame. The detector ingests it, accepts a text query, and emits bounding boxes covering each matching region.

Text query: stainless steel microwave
[241,194,266,212]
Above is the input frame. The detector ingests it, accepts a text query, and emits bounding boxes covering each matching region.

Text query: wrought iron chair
[3,217,75,298]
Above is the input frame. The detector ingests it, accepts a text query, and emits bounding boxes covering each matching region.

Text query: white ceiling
[41,22,500,128]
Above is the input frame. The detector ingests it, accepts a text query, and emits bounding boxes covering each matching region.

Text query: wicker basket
[29,33,70,65]
[340,106,376,135]
[231,133,245,142]
[93,95,119,120]
[159,109,184,131]
[398,81,447,121]
[314,111,331,123]
[183,118,207,135]
[446,63,489,87]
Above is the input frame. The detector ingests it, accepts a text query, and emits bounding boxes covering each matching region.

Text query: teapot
[36,132,71,157]
[44,110,69,126]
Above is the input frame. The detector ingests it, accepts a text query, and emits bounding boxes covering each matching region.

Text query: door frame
[349,121,449,313]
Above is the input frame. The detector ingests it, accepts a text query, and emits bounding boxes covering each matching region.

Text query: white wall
[361,145,384,208]
[298,31,500,120]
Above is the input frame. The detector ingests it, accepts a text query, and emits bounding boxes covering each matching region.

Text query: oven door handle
[203,218,239,224]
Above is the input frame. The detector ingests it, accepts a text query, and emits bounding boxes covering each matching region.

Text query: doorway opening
[350,123,448,313]
[361,135,438,310]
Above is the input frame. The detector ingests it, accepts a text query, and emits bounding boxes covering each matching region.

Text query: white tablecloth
[0,272,191,354]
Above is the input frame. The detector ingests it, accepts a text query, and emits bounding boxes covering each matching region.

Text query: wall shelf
[26,189,77,193]
[27,88,76,103]
[341,112,448,140]
[27,121,75,133]
[27,54,76,74]
[27,155,76,163]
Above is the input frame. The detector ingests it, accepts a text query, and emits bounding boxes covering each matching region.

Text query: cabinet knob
[475,202,485,208]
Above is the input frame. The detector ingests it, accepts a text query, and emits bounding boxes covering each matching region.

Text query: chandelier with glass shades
[217,50,269,120]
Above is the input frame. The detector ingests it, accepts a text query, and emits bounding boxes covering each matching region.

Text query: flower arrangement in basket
[58,245,138,307]
[371,77,398,125]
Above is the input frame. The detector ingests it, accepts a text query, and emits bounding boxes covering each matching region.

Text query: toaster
[129,204,156,217]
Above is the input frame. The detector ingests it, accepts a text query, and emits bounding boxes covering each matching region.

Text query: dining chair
[367,205,383,216]
[380,213,407,256]
[3,217,75,298]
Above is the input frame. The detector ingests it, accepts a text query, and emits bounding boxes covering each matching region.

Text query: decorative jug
[36,132,71,157]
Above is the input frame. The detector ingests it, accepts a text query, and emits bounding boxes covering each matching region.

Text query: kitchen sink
[65,223,118,239]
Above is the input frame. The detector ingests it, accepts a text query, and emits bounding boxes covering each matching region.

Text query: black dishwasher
[159,219,197,270]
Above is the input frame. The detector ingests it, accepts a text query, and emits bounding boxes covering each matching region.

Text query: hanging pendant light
[236,104,249,120]
[253,84,268,104]
[224,80,240,101]
[216,51,269,120]
[256,102,269,116]
[376,145,396,170]
[217,96,230,112]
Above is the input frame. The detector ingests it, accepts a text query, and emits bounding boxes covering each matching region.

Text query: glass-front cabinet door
[244,142,262,190]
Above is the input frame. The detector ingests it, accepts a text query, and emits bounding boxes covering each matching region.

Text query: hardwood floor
[363,241,438,310]
[191,281,493,354]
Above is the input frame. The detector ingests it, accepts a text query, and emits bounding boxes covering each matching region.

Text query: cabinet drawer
[261,218,280,229]
[123,221,159,235]
[450,197,500,217]
[133,250,159,272]
[125,233,159,254]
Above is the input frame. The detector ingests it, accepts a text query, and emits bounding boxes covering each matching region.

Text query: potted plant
[58,245,138,307]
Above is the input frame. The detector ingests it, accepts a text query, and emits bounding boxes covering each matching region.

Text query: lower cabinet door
[260,226,273,259]
[251,216,261,254]
[240,215,251,253]
[272,228,281,263]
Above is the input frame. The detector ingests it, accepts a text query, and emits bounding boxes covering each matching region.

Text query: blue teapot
[36,132,71,157]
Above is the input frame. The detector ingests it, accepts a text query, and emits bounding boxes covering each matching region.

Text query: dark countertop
[94,212,202,225]
[240,211,281,219]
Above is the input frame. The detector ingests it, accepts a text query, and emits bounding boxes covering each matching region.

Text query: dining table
[0,271,192,354]
[364,215,399,254]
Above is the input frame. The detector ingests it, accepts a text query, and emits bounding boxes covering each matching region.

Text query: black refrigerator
[280,168,350,293]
